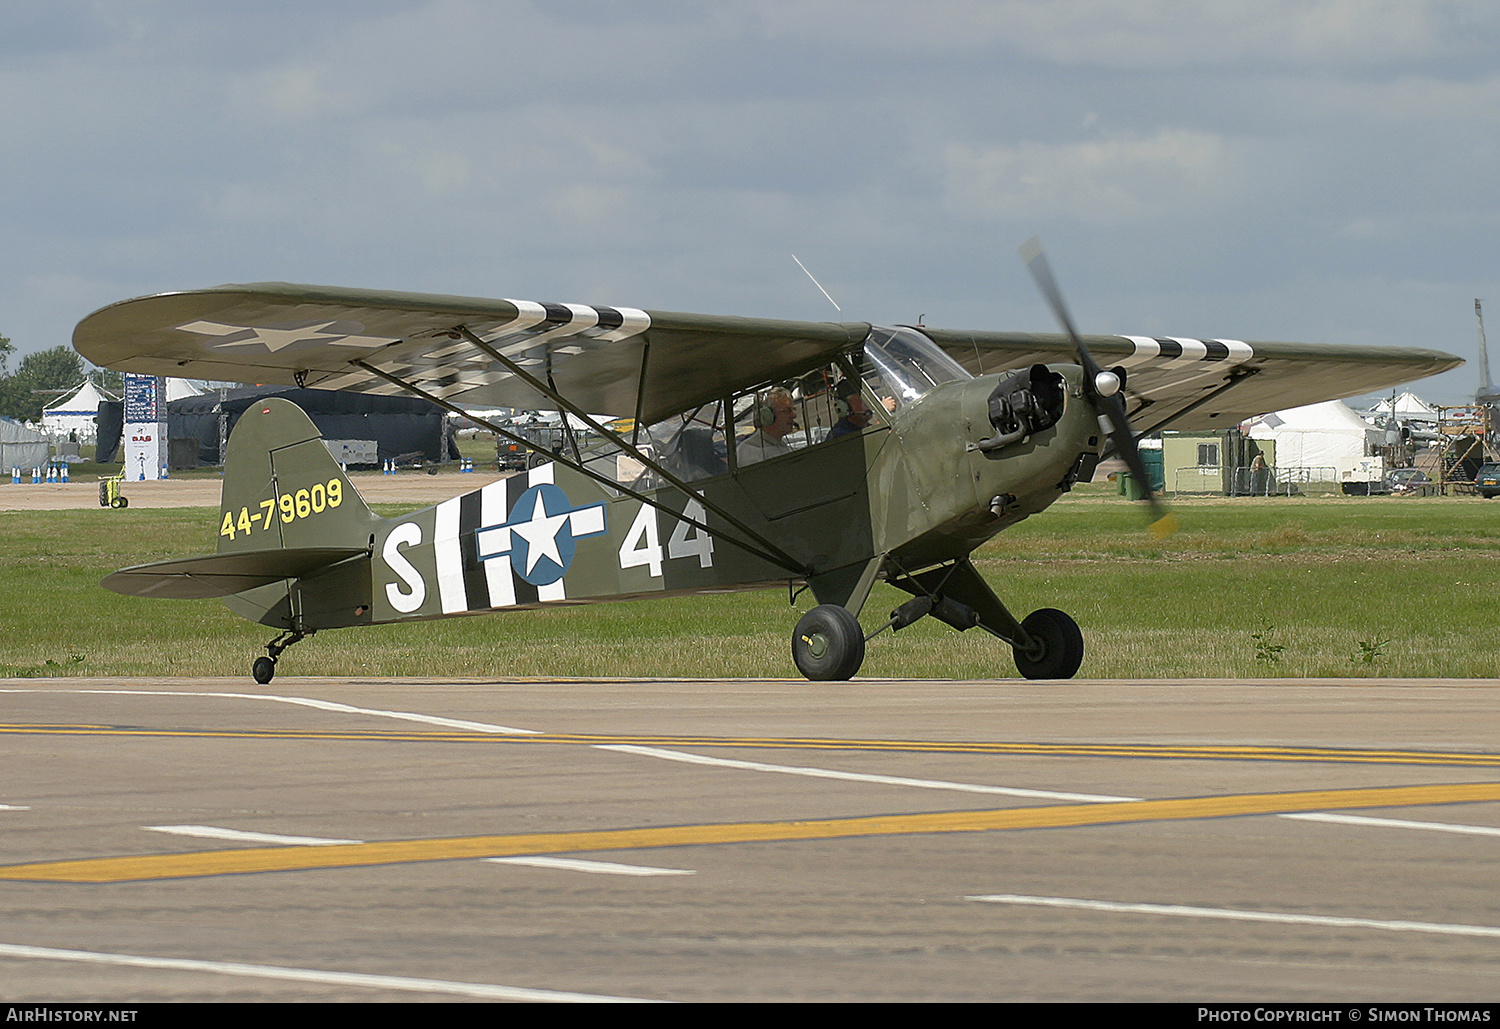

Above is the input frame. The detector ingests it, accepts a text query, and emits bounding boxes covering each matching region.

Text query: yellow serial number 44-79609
[219,478,344,540]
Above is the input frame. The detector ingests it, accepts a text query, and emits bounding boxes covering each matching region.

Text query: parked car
[1476,462,1500,499]
[1385,467,1433,495]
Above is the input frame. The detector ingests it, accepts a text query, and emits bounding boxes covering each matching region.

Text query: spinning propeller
[1019,236,1177,539]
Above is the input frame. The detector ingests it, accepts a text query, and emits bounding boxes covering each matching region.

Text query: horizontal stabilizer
[102,548,368,600]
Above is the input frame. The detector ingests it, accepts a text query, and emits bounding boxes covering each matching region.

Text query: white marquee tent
[41,380,116,442]
[1241,400,1386,484]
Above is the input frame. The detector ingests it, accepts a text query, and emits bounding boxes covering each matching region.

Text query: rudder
[217,398,379,555]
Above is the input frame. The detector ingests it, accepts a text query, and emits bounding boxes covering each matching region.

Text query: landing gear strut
[881,557,1086,681]
[252,628,314,685]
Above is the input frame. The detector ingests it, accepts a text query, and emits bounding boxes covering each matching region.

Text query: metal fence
[1228,465,1341,496]
[1170,465,1226,496]
[1170,464,1341,497]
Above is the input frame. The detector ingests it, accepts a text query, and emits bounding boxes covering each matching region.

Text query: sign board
[123,373,168,480]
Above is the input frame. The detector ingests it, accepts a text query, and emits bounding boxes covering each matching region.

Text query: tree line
[0,334,120,423]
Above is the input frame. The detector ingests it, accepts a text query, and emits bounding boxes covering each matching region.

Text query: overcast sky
[3,0,1497,403]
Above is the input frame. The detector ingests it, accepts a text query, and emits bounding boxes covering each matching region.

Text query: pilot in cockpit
[737,387,798,466]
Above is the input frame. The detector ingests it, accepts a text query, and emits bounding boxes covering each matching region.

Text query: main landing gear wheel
[252,656,276,684]
[1012,608,1084,680]
[792,604,865,681]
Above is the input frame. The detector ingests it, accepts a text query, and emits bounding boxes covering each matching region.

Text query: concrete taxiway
[2,675,1500,1002]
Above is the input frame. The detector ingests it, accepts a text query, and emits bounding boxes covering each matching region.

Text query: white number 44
[619,500,714,576]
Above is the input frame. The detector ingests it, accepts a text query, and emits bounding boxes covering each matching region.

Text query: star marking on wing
[176,319,398,353]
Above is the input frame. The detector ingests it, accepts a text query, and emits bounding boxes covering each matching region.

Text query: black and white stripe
[1115,335,1253,369]
[433,463,565,615]
[317,301,650,402]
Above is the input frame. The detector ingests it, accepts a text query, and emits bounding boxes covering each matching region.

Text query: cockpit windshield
[860,326,971,410]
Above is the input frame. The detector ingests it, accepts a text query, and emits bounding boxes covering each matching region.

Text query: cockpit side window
[725,359,895,470]
[584,338,958,485]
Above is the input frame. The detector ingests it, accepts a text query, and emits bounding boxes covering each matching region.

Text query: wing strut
[448,327,807,570]
[349,353,804,574]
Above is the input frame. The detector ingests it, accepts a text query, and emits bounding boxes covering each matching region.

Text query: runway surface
[3,675,1500,1002]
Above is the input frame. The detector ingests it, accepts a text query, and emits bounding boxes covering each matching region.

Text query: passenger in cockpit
[827,380,874,439]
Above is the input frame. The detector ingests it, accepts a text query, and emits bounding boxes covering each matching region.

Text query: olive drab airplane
[75,243,1461,684]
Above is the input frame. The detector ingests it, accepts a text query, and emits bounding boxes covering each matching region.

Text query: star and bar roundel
[424,463,608,614]
[475,482,606,587]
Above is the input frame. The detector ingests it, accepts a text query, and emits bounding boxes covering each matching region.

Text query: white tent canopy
[1242,400,1386,482]
[41,380,116,441]
[1370,391,1437,418]
[166,378,205,402]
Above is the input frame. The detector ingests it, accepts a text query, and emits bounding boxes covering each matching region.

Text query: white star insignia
[176,319,397,353]
[507,490,573,576]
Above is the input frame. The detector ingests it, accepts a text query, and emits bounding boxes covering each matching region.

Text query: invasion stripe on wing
[1116,336,1252,369]
[311,301,650,398]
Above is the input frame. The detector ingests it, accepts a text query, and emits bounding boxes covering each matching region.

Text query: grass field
[2,485,1497,680]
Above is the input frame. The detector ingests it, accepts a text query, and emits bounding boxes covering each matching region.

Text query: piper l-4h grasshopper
[75,243,1459,684]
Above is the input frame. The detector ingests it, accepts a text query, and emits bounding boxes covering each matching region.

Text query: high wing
[72,282,869,425]
[74,282,1462,432]
[922,330,1462,434]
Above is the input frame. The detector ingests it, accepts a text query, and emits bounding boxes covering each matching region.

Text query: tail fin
[218,398,378,554]
[102,399,378,629]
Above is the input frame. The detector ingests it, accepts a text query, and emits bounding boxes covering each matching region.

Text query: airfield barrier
[1170,466,1227,497]
[0,441,49,474]
[1171,465,1341,497]
[1230,464,1340,497]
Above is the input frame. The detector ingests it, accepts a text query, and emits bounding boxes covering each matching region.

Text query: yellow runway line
[5,782,1500,883]
[3,723,1500,766]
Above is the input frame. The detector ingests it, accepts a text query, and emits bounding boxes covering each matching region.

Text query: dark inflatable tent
[147,387,456,467]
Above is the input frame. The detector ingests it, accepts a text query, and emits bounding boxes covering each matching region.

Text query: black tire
[526,452,549,469]
[112,496,128,509]
[1013,608,1084,680]
[252,656,276,685]
[792,604,865,681]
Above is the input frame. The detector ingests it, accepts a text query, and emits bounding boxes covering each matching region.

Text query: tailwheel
[1012,608,1084,680]
[792,604,865,681]
[252,628,313,685]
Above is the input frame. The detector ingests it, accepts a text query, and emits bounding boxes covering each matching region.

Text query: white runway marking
[1282,812,1500,837]
[1,804,30,811]
[966,893,1500,940]
[0,942,658,1002]
[151,824,697,877]
[0,688,540,735]
[486,856,695,876]
[597,744,1128,802]
[144,825,362,846]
